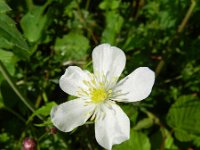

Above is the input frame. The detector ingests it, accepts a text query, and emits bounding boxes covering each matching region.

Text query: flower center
[90,88,107,103]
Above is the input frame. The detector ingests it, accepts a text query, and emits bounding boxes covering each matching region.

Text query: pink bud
[22,137,36,150]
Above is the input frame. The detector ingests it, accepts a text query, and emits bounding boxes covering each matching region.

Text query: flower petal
[59,66,90,97]
[51,98,95,132]
[92,43,126,83]
[113,67,155,102]
[95,104,130,150]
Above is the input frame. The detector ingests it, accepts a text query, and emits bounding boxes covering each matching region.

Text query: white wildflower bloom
[51,43,155,150]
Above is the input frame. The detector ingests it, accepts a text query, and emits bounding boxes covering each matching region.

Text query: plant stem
[76,0,98,44]
[155,60,165,77]
[85,0,91,10]
[5,106,26,123]
[38,132,48,141]
[0,60,35,113]
[177,0,196,33]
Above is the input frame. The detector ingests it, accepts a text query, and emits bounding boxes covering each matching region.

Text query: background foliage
[0,0,200,149]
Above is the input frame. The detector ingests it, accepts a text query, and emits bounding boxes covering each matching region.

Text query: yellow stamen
[90,88,107,103]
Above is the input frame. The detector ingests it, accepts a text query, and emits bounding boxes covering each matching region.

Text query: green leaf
[0,80,19,108]
[193,136,200,147]
[64,1,78,17]
[0,91,4,109]
[55,32,90,60]
[34,117,52,127]
[27,102,57,123]
[99,0,121,10]
[150,128,178,150]
[121,104,138,124]
[0,60,35,113]
[167,95,200,142]
[161,128,178,150]
[158,11,176,29]
[0,37,13,49]
[0,14,30,59]
[0,49,17,75]
[0,132,10,143]
[0,0,11,14]
[20,6,50,43]
[133,118,154,130]
[101,11,123,44]
[174,129,193,142]
[113,129,151,150]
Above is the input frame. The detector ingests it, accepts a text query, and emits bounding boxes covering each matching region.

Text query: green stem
[76,0,98,44]
[42,91,48,103]
[38,132,48,142]
[83,60,92,69]
[0,60,35,113]
[155,60,165,77]
[25,0,33,10]
[177,0,196,33]
[85,0,91,10]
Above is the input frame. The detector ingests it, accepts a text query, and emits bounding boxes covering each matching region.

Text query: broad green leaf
[167,95,200,142]
[0,0,11,13]
[174,129,193,142]
[20,6,50,43]
[0,49,17,75]
[0,37,13,49]
[55,32,90,60]
[101,11,123,44]
[0,14,30,59]
[113,129,151,150]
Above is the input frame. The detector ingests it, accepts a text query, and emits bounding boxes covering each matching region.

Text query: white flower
[50,43,155,150]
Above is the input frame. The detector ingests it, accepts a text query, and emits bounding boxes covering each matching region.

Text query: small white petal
[51,98,95,132]
[92,43,126,83]
[113,67,155,102]
[95,104,130,150]
[59,66,90,97]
